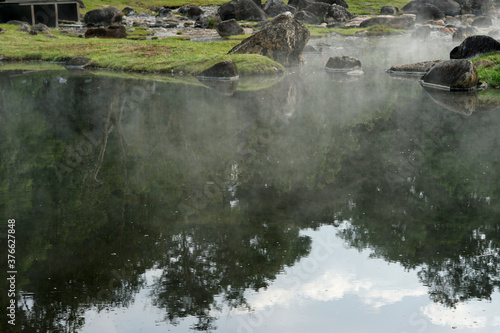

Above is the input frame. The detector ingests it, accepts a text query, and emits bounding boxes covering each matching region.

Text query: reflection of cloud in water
[423,302,489,329]
[362,288,427,309]
[233,226,427,314]
[302,272,370,301]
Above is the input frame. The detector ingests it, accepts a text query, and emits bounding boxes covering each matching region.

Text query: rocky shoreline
[72,1,500,42]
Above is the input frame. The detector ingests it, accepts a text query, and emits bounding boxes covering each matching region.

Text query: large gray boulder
[84,7,123,26]
[421,59,478,90]
[228,12,310,66]
[450,35,500,59]
[359,14,415,29]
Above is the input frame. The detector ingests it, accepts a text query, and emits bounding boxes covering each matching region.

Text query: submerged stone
[325,56,361,72]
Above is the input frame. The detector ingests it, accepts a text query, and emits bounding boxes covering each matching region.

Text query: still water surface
[1,35,500,332]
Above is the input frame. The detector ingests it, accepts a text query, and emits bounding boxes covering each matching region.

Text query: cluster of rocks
[78,0,500,42]
[2,20,57,38]
[388,35,500,90]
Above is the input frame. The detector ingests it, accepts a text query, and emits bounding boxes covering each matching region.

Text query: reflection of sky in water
[80,225,500,332]
[4,33,500,333]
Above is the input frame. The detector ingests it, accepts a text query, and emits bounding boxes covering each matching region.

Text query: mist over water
[1,34,500,332]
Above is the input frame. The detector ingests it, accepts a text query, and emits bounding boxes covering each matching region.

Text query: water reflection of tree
[151,216,311,331]
[333,94,500,307]
[0,71,313,332]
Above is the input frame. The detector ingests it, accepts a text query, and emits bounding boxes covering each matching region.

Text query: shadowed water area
[1,35,500,332]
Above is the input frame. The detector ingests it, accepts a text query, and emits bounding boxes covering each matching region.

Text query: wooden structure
[0,0,80,27]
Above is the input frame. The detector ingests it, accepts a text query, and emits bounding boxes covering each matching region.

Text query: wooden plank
[54,3,58,27]
[30,4,35,25]
[18,1,79,5]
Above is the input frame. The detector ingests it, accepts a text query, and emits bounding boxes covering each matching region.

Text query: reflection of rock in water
[423,87,500,115]
[197,77,239,96]
[387,72,423,82]
[326,71,362,82]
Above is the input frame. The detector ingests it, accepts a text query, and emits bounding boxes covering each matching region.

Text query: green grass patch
[0,24,283,76]
[365,25,406,36]
[223,34,250,41]
[0,62,66,71]
[126,26,154,40]
[306,24,405,38]
[348,0,409,15]
[473,53,500,87]
[306,25,363,37]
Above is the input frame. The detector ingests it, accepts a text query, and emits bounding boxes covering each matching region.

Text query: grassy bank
[0,24,283,75]
[307,24,406,37]
[474,53,500,87]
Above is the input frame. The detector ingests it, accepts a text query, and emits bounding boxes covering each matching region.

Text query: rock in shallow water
[420,59,478,91]
[325,56,361,72]
[388,60,443,75]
